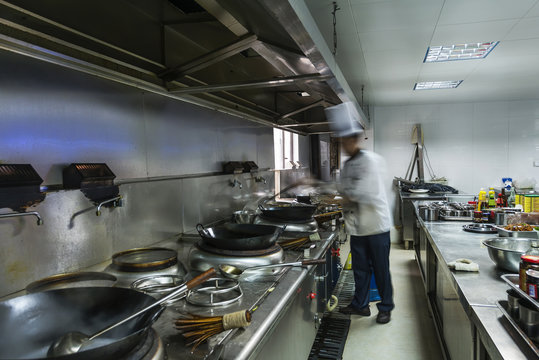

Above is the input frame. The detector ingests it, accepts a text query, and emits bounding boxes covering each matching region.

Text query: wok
[197,223,284,250]
[0,287,163,360]
[258,203,316,221]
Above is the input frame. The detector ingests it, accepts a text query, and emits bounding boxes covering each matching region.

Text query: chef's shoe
[376,311,391,324]
[338,305,370,316]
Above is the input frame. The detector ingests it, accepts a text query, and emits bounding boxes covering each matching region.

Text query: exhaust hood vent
[168,0,207,14]
[63,163,119,205]
[0,164,45,212]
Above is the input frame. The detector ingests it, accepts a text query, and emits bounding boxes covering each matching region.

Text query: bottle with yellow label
[477,188,487,211]
[488,188,496,208]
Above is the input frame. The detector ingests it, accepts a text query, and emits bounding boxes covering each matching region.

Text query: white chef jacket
[338,150,392,236]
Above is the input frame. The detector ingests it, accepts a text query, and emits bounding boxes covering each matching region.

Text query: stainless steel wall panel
[0,49,148,184]
[0,190,111,296]
[0,50,281,298]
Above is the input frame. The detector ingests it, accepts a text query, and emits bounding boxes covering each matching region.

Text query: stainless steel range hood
[0,0,367,134]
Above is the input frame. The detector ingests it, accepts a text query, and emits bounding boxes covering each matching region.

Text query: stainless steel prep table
[399,191,448,250]
[418,218,534,359]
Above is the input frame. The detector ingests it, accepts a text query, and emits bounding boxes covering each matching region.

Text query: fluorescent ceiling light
[424,41,499,62]
[414,80,463,90]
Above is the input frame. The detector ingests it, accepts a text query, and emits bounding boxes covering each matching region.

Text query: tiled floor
[339,242,444,360]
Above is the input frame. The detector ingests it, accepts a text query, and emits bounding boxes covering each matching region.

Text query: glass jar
[520,255,539,292]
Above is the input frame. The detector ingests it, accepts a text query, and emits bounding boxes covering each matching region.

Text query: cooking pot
[0,287,164,360]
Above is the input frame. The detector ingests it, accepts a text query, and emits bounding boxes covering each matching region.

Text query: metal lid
[25,271,117,293]
[112,247,178,272]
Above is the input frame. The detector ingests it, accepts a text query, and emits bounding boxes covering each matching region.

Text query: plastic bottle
[477,188,487,211]
[508,187,516,207]
[488,188,496,208]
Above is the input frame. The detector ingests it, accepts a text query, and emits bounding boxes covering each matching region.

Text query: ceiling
[305,0,539,106]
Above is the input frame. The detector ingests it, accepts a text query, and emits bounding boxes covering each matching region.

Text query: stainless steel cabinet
[435,261,474,360]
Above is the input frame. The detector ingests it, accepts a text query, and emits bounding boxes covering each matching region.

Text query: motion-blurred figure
[326,102,394,324]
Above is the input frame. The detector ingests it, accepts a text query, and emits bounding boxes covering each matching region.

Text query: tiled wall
[373,101,539,221]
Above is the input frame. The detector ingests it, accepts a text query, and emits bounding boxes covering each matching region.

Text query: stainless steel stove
[253,214,319,233]
[188,240,285,274]
[123,329,164,360]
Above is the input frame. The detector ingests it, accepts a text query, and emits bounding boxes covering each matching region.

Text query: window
[274,128,299,170]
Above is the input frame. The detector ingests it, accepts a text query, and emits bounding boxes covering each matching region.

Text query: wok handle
[196,224,206,235]
[186,268,217,290]
[301,259,326,266]
[258,204,265,211]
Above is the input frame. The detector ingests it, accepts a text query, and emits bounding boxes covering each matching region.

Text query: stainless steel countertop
[420,219,530,359]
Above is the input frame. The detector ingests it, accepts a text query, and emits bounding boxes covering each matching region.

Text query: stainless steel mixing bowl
[482,238,531,273]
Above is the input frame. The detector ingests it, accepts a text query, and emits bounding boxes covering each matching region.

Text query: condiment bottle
[520,254,539,292]
[477,188,487,211]
[527,269,539,299]
[488,188,496,208]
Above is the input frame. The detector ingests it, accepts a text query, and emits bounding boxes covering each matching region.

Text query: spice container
[527,269,539,299]
[473,211,483,223]
[520,255,539,292]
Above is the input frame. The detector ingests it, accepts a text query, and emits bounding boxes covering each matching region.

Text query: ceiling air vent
[168,0,206,14]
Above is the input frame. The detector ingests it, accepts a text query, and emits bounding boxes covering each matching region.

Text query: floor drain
[308,270,355,360]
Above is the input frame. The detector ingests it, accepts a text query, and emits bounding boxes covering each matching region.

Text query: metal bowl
[482,238,531,272]
[233,210,257,224]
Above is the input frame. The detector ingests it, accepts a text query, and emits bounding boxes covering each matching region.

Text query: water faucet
[230,179,243,189]
[0,211,43,226]
[96,195,122,216]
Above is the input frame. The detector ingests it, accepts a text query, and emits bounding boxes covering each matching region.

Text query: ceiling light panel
[424,41,499,62]
[414,80,463,90]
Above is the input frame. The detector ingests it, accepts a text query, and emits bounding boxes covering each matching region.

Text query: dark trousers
[350,231,394,312]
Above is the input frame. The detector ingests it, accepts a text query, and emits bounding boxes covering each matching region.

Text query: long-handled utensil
[175,257,323,350]
[219,259,326,279]
[47,268,217,357]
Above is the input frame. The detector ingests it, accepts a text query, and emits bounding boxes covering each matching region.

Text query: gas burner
[254,214,319,234]
[104,247,187,288]
[186,277,243,307]
[189,242,285,273]
[131,275,186,305]
[123,328,164,360]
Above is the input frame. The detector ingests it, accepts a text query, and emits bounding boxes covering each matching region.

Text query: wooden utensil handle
[301,259,326,265]
[186,268,216,290]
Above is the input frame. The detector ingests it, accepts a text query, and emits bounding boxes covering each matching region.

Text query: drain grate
[308,270,355,360]
[308,317,350,360]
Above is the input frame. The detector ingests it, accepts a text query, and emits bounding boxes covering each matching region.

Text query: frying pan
[0,287,162,360]
[196,223,284,250]
[258,202,317,221]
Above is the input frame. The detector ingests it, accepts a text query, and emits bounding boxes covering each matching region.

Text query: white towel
[448,258,479,272]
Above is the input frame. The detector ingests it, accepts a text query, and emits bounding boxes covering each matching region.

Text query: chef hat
[325,102,364,137]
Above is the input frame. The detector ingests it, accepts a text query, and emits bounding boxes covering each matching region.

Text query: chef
[325,102,394,324]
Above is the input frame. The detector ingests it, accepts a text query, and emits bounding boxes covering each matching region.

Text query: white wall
[373,100,539,221]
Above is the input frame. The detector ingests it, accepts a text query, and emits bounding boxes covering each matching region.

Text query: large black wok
[258,202,317,221]
[197,223,284,250]
[0,287,163,360]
